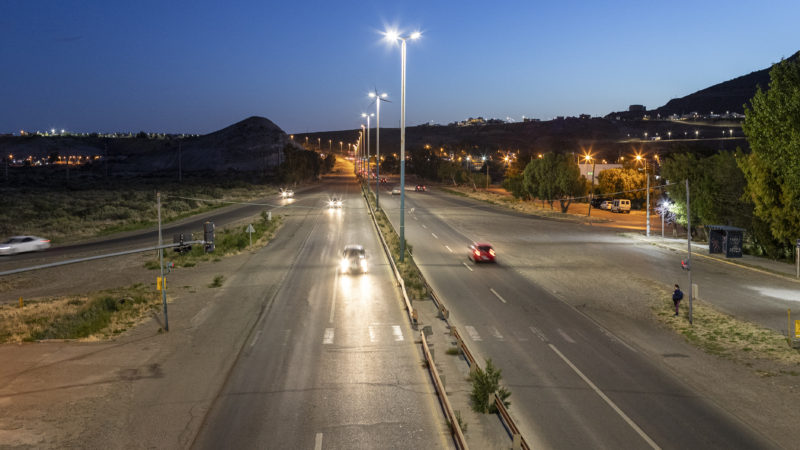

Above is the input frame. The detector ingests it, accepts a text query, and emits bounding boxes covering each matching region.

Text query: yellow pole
[789,309,792,343]
[19,296,23,308]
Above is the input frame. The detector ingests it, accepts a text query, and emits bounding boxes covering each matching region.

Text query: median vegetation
[0,284,160,343]
[362,186,428,300]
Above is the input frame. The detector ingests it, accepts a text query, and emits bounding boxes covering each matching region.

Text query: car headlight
[340,259,349,271]
[360,259,368,271]
[336,201,342,207]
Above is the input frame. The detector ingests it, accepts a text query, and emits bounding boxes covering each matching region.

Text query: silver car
[391,186,402,195]
[0,236,51,255]
[340,245,367,274]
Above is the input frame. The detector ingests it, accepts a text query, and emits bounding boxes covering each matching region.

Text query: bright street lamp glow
[410,31,421,40]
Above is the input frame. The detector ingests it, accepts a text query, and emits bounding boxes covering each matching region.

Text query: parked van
[611,199,631,213]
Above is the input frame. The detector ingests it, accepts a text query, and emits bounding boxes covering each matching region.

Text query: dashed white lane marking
[249,330,262,349]
[314,432,323,450]
[549,344,660,449]
[558,328,576,344]
[529,326,548,342]
[431,232,439,239]
[392,325,404,341]
[514,331,529,342]
[490,326,504,340]
[421,224,427,229]
[369,325,377,343]
[445,245,453,253]
[489,288,507,304]
[323,328,334,345]
[462,262,474,272]
[465,325,482,342]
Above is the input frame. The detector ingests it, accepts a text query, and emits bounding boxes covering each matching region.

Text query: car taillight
[474,250,480,256]
[489,249,495,256]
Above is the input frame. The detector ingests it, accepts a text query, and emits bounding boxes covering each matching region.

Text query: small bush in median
[469,359,511,414]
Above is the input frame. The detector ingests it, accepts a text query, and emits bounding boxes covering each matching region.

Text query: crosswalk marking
[323,328,334,345]
[465,325,482,342]
[392,325,404,341]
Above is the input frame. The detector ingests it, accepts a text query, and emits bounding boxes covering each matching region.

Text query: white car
[280,189,294,199]
[0,236,51,255]
[600,200,613,210]
[391,186,402,195]
[340,245,367,274]
[327,197,343,208]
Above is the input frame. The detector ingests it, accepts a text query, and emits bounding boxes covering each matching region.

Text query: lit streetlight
[362,112,374,179]
[384,28,421,262]
[635,153,651,236]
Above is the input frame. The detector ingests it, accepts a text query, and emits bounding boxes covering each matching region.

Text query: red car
[469,242,496,263]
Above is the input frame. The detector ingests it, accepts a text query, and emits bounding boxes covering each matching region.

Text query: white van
[611,199,631,213]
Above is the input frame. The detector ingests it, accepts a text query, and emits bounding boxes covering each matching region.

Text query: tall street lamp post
[636,154,651,236]
[385,29,421,262]
[362,112,374,179]
[370,90,389,210]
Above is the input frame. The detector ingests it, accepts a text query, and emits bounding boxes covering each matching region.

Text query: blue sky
[1,0,798,135]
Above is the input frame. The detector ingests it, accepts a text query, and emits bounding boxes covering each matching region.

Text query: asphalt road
[377,184,776,449]
[191,168,452,449]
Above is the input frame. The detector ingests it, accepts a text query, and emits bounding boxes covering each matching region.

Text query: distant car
[280,189,294,199]
[415,185,427,192]
[391,186,402,195]
[591,197,610,208]
[327,197,343,208]
[380,177,388,184]
[600,200,613,210]
[340,245,368,274]
[0,236,51,256]
[468,242,496,263]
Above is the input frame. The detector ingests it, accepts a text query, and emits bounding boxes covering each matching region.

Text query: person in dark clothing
[672,284,684,316]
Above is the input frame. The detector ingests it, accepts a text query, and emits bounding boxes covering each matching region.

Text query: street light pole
[370,90,389,211]
[686,179,693,325]
[362,113,374,179]
[386,29,420,262]
[646,160,650,236]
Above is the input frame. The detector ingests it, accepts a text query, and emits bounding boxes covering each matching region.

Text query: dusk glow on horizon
[1,0,799,135]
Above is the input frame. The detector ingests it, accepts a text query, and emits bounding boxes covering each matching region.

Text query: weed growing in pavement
[469,359,511,414]
[446,346,461,356]
[209,275,224,288]
[0,284,160,342]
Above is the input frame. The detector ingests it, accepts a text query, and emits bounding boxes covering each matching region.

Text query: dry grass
[0,284,161,343]
[653,291,800,376]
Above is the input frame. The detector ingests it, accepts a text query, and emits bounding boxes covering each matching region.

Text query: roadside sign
[246,224,255,247]
[795,320,800,339]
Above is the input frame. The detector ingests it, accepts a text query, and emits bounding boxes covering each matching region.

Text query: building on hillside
[629,104,646,112]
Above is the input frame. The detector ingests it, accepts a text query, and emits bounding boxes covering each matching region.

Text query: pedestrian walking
[672,284,684,316]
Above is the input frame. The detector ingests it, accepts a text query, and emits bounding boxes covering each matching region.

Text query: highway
[191,168,452,449]
[377,184,776,449]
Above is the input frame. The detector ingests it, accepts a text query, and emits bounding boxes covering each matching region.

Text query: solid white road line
[445,245,453,253]
[249,330,262,349]
[465,325,482,342]
[315,432,323,450]
[323,328,334,345]
[549,344,660,449]
[431,232,438,239]
[369,325,377,343]
[490,287,507,304]
[392,325,404,341]
[462,262,474,272]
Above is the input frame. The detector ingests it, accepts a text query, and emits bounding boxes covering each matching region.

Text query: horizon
[2,1,799,135]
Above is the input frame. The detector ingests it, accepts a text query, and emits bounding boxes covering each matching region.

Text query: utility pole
[157,192,169,331]
[587,159,596,217]
[646,161,650,236]
[178,141,182,182]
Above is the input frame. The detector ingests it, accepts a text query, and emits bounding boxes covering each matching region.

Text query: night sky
[2,0,798,135]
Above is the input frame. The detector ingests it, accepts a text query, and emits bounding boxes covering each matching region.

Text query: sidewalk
[631,233,800,282]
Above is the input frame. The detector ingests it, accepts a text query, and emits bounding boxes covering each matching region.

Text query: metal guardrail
[362,182,529,449]
[361,183,417,324]
[421,330,469,450]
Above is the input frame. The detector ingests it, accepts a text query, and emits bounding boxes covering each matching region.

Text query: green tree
[740,55,800,253]
[597,167,646,203]
[469,359,511,414]
[522,153,585,212]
